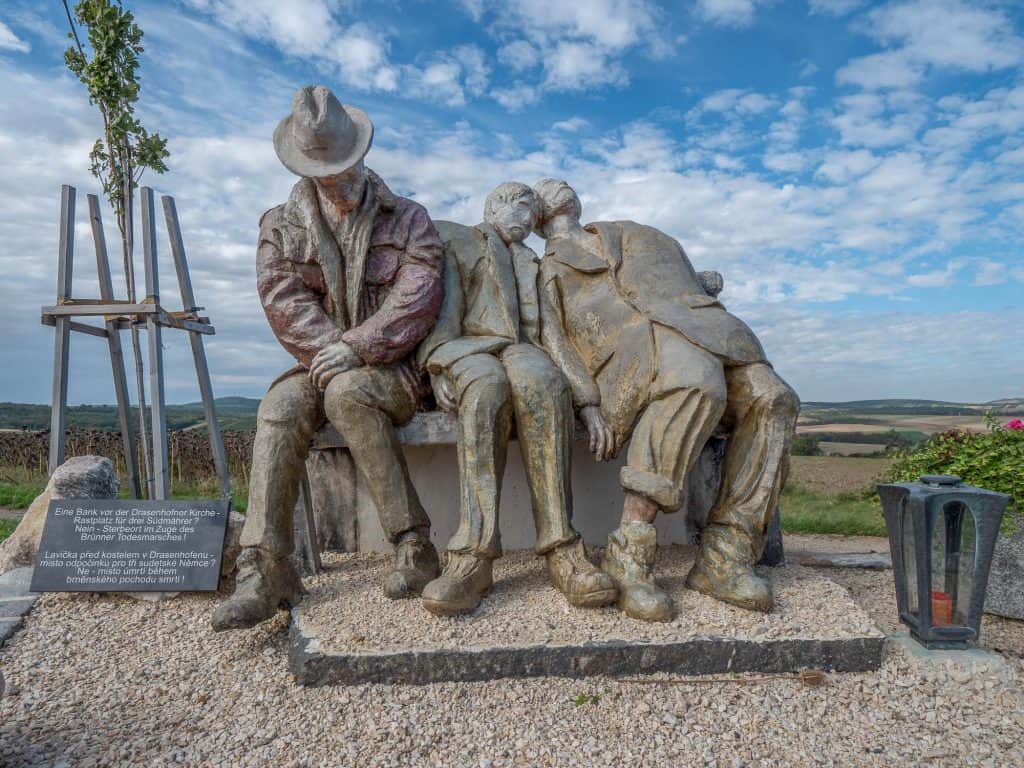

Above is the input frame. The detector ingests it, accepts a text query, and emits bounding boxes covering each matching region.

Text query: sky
[0,0,1021,406]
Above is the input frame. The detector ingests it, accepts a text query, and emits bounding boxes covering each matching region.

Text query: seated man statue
[533,178,799,621]
[212,86,445,631]
[415,182,617,615]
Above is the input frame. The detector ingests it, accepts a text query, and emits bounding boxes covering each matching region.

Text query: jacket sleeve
[342,204,444,366]
[416,245,465,373]
[539,269,601,409]
[257,210,345,369]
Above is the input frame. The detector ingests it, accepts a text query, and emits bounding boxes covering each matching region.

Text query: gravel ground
[300,548,880,654]
[1,537,1023,767]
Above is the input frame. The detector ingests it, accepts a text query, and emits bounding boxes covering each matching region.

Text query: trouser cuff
[620,466,683,511]
[535,530,579,556]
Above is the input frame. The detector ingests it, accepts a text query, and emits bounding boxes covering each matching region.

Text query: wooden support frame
[43,185,230,505]
[48,185,75,475]
[88,194,142,499]
[140,187,168,500]
[163,196,231,500]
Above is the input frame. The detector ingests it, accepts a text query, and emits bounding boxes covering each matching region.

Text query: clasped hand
[309,341,363,390]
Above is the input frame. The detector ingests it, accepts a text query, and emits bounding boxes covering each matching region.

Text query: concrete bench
[294,411,783,572]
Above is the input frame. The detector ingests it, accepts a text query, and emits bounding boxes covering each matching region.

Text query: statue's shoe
[546,539,617,608]
[600,522,673,622]
[421,553,493,616]
[685,524,774,612]
[384,530,440,599]
[211,548,303,632]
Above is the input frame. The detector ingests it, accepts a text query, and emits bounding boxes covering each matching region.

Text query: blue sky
[0,0,1021,405]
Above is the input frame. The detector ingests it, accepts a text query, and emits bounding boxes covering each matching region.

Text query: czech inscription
[31,499,230,592]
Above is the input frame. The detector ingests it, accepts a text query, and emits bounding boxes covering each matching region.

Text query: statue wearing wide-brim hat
[212,85,445,632]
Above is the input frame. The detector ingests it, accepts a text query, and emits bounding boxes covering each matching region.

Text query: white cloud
[973,259,1007,286]
[808,0,865,16]
[473,0,665,94]
[695,0,770,28]
[839,0,1024,90]
[183,0,401,92]
[491,82,539,111]
[815,149,880,183]
[543,40,628,90]
[551,117,589,132]
[0,20,30,53]
[907,260,965,287]
[497,40,540,72]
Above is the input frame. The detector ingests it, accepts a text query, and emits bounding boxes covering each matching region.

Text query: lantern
[877,475,1010,650]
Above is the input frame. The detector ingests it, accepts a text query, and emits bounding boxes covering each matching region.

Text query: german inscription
[31,499,230,592]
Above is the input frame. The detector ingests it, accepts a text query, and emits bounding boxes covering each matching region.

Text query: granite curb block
[0,567,37,647]
[288,611,886,687]
[788,551,892,570]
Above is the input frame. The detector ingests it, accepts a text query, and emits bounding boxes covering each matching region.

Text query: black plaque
[31,499,230,592]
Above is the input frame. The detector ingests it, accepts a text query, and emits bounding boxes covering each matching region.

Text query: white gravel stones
[0,537,1022,767]
[298,547,882,655]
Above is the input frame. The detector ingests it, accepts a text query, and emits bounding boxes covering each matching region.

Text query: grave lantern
[877,475,1010,650]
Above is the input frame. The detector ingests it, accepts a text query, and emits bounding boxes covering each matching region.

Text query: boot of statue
[546,538,617,608]
[384,528,441,599]
[600,522,673,622]
[686,523,773,612]
[421,552,494,616]
[211,547,304,631]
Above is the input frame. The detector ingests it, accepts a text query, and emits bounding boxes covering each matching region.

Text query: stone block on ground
[289,546,885,686]
[985,525,1024,620]
[0,456,118,574]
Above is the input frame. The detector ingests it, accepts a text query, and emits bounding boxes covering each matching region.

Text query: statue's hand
[580,405,615,461]
[432,372,457,412]
[309,341,362,391]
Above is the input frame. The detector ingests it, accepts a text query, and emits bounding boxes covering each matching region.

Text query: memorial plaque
[31,499,230,592]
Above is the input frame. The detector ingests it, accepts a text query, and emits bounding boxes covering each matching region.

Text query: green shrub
[791,434,820,456]
[886,416,1023,519]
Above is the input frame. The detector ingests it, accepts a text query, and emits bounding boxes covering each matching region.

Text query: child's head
[483,182,541,245]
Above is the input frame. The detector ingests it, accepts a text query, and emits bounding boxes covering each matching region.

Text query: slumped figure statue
[212,86,445,631]
[533,179,800,621]
[416,183,617,615]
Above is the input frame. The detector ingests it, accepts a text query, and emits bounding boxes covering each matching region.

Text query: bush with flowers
[887,413,1023,527]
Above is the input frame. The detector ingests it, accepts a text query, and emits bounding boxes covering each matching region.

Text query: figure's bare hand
[580,405,615,461]
[309,341,362,390]
[432,372,457,412]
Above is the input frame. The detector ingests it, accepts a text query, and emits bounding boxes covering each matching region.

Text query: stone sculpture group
[212,86,799,632]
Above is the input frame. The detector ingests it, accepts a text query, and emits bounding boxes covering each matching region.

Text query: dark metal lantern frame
[878,475,1009,650]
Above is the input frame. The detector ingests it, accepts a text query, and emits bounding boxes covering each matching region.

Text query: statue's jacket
[539,220,766,442]
[256,172,444,397]
[416,221,541,374]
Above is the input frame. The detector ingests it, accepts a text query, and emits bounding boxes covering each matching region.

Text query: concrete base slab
[0,567,36,648]
[289,547,886,686]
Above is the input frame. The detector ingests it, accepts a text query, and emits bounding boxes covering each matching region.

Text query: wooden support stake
[48,185,75,475]
[162,195,232,501]
[140,187,168,499]
[89,194,141,499]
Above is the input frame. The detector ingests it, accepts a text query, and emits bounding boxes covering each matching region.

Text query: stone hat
[273,85,374,178]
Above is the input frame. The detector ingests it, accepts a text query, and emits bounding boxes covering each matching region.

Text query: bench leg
[305,448,359,553]
[292,465,323,575]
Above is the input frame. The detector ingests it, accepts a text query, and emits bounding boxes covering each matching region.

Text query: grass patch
[0,518,17,542]
[0,482,46,510]
[780,485,887,537]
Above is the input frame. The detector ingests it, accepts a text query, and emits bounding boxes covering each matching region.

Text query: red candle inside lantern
[931,590,953,626]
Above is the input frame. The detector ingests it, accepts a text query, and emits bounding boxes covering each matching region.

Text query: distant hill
[802,399,1024,416]
[1,396,1020,432]
[0,397,261,432]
